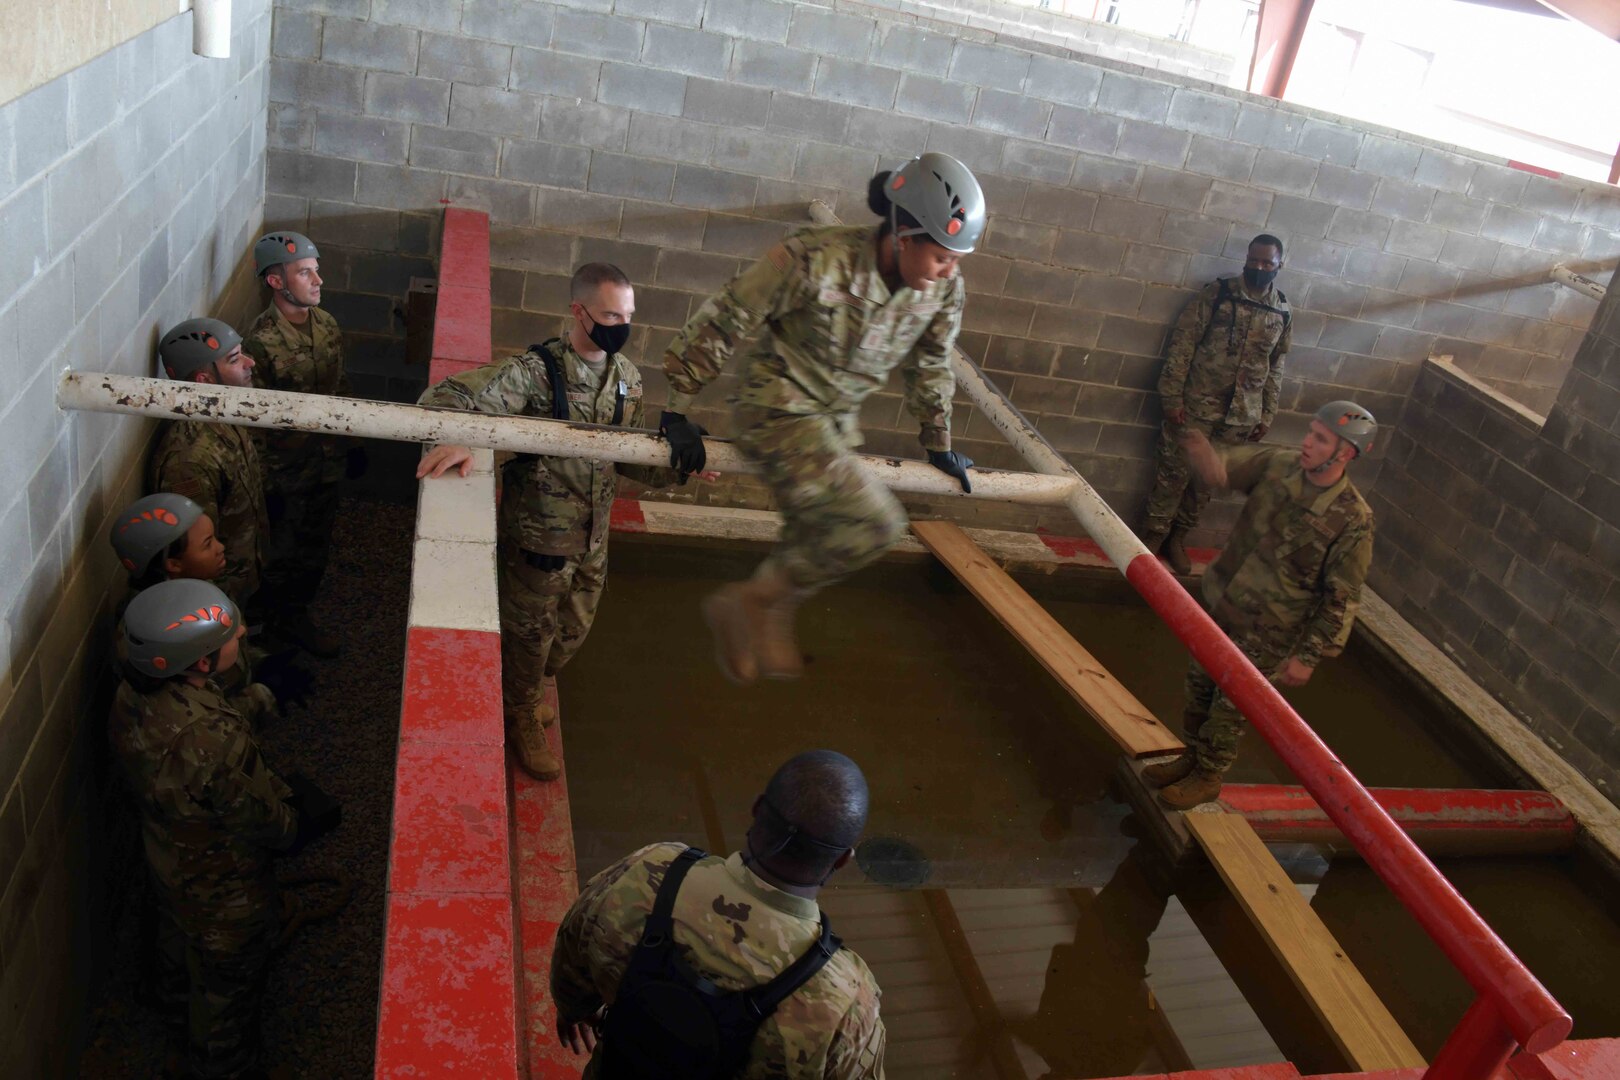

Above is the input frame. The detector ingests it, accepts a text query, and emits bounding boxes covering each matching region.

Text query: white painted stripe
[408,537,501,633]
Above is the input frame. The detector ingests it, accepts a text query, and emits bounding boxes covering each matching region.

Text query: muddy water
[557,538,1618,1077]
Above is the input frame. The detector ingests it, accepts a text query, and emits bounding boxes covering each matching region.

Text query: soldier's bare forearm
[1176,427,1227,489]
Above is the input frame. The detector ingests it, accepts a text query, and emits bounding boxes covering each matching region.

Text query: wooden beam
[922,890,1027,1080]
[912,520,1184,758]
[1184,812,1427,1072]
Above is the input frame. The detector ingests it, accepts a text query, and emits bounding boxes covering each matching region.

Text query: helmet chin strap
[280,287,314,309]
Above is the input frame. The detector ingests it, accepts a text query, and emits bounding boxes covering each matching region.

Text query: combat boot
[535,675,558,729]
[1158,766,1224,811]
[508,716,561,781]
[1162,527,1192,576]
[1141,751,1196,788]
[277,608,341,659]
[701,563,799,685]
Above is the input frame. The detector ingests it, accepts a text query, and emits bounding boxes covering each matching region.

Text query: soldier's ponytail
[868,170,922,238]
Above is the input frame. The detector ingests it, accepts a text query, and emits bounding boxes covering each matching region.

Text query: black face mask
[1243,267,1278,290]
[581,309,631,355]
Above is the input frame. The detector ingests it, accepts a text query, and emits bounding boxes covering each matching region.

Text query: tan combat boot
[701,563,800,685]
[1158,766,1223,811]
[535,675,558,729]
[508,715,561,781]
[1141,751,1196,789]
[1161,526,1192,576]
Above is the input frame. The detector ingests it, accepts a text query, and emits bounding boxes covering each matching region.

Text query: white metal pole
[1550,263,1608,301]
[56,371,1079,507]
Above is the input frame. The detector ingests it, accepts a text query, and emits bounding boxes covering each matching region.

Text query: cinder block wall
[265,0,1617,541]
[0,4,272,1071]
[1370,270,1620,804]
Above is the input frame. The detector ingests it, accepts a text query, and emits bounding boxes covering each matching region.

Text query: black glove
[255,649,315,710]
[659,411,708,476]
[928,449,974,493]
[345,445,370,480]
[524,550,567,573]
[283,771,342,856]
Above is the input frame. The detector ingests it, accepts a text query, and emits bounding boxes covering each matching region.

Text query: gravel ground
[79,495,414,1078]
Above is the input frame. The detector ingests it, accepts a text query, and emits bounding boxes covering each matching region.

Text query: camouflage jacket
[243,302,351,472]
[148,421,269,608]
[552,843,886,1079]
[663,224,962,452]
[1202,445,1374,667]
[418,336,679,555]
[1159,276,1290,430]
[108,679,296,924]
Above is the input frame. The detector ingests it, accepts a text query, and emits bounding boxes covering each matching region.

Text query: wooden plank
[1184,812,1426,1072]
[912,519,1183,758]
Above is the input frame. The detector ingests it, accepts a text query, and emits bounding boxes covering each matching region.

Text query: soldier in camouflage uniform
[550,750,886,1078]
[1146,400,1377,810]
[243,231,355,658]
[660,153,984,685]
[1143,234,1292,574]
[148,318,270,614]
[109,579,298,1078]
[417,263,682,781]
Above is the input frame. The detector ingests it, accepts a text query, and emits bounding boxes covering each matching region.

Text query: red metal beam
[1248,0,1317,98]
[1220,785,1577,856]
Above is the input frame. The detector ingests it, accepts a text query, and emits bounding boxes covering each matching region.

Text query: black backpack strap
[741,915,843,1021]
[641,847,706,945]
[528,339,569,422]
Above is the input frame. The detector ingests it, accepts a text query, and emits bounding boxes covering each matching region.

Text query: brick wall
[264,0,1618,539]
[1369,274,1620,804]
[0,4,271,1071]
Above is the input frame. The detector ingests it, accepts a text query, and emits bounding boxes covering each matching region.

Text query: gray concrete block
[355,162,448,209]
[670,164,757,211]
[408,125,500,176]
[682,78,769,128]
[1047,105,1119,154]
[875,25,956,78]
[534,188,623,236]
[1089,195,1166,241]
[1096,314,1166,357]
[371,0,463,32]
[271,58,365,111]
[629,113,717,166]
[1121,243,1189,286]
[767,94,848,144]
[1293,119,1361,165]
[1354,135,1421,180]
[1053,230,1126,273]
[963,294,1035,337]
[927,123,1005,173]
[690,123,781,178]
[418,32,512,87]
[1070,151,1141,197]
[13,80,71,188]
[510,48,600,99]
[1004,262,1078,306]
[729,39,816,93]
[704,0,791,43]
[1204,181,1272,228]
[1437,232,1500,272]
[999,140,1074,186]
[444,175,533,225]
[1326,207,1392,250]
[1399,258,1461,298]
[972,90,1051,140]
[949,41,1031,94]
[1414,149,1477,192]
[619,198,706,249]
[1165,88,1237,138]
[599,63,686,120]
[322,17,419,74]
[1231,104,1300,151]
[1251,149,1318,196]
[843,106,929,154]
[1415,298,1476,336]
[1115,120,1189,168]
[553,9,644,62]
[1302,280,1367,318]
[307,199,403,252]
[364,72,451,126]
[1265,194,1334,240]
[1019,184,1096,228]
[1023,53,1101,109]
[588,150,678,202]
[1279,235,1349,277]
[501,138,591,188]
[1310,163,1377,210]
[272,10,322,59]
[1184,135,1255,183]
[981,217,1057,262]
[1426,191,1489,234]
[755,176,842,213]
[1385,219,1446,260]
[1135,167,1211,213]
[267,148,357,199]
[787,7,874,59]
[813,57,900,110]
[1156,211,1232,258]
[449,84,542,139]
[1468,164,1531,206]
[656,248,741,291]
[1531,217,1586,255]
[615,0,703,24]
[269,102,315,151]
[1370,177,1435,223]
[1095,71,1173,123]
[1343,248,1407,290]
[794,142,876,192]
[1479,204,1539,248]
[643,22,732,79]
[897,73,976,124]
[314,112,411,164]
[703,211,790,256]
[67,48,121,146]
[0,182,44,311]
[461,0,556,48]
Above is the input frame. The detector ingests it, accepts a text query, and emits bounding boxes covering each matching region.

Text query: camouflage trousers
[1140,418,1251,541]
[1182,628,1291,774]
[498,540,608,727]
[262,455,342,613]
[732,405,905,591]
[154,885,281,1078]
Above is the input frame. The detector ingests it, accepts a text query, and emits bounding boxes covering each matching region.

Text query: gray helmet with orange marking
[886,152,985,254]
[1314,399,1377,457]
[158,318,241,380]
[254,230,319,277]
[111,493,204,576]
[123,579,240,679]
